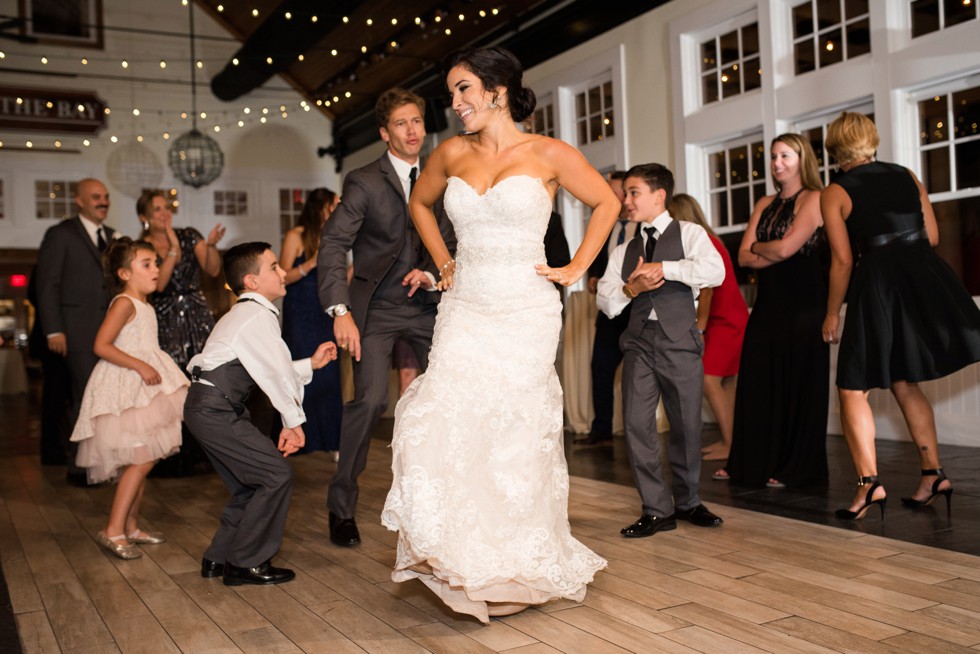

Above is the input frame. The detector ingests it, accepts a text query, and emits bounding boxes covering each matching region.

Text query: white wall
[0,0,338,249]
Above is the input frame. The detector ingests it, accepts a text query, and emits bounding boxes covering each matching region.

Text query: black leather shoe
[673,504,723,527]
[329,512,361,547]
[573,432,613,446]
[621,514,676,538]
[222,561,295,586]
[201,558,224,578]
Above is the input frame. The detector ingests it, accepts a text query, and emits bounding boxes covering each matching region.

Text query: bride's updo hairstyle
[445,46,536,123]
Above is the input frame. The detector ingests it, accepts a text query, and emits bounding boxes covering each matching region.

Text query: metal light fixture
[168,3,223,188]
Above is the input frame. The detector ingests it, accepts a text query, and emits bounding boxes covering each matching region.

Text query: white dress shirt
[387,150,437,290]
[78,215,108,249]
[187,292,313,429]
[597,210,725,321]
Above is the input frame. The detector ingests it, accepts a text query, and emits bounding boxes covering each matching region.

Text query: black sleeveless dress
[834,161,980,390]
[727,192,829,487]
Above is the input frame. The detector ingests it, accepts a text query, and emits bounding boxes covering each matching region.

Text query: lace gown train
[381,175,606,623]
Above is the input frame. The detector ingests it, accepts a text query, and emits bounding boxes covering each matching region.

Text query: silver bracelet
[298,264,308,277]
[439,258,456,278]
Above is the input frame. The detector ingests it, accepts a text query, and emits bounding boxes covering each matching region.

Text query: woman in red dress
[671,194,748,461]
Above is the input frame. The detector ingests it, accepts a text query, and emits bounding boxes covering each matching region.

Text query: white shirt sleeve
[232,312,310,429]
[661,223,726,291]
[596,242,632,319]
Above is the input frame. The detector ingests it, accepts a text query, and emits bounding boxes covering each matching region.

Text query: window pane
[719,30,739,65]
[793,1,814,38]
[742,23,759,57]
[752,183,768,209]
[804,127,825,168]
[711,191,729,226]
[279,189,289,209]
[588,85,601,117]
[922,146,951,193]
[911,0,940,37]
[703,72,719,104]
[846,18,870,58]
[603,82,613,112]
[578,119,588,145]
[730,145,749,184]
[955,139,980,189]
[589,115,602,142]
[845,0,868,19]
[933,195,980,295]
[575,92,586,120]
[604,112,614,138]
[952,86,980,139]
[721,64,741,99]
[819,28,844,67]
[816,0,841,29]
[731,187,751,225]
[751,141,766,181]
[795,39,816,75]
[709,151,726,189]
[701,39,717,73]
[945,0,977,28]
[743,56,762,92]
[919,94,948,145]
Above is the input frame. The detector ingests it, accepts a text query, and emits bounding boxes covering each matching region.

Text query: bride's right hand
[437,259,456,291]
[535,263,582,287]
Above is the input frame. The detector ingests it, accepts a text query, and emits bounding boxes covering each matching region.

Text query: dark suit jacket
[35,217,115,354]
[317,152,455,329]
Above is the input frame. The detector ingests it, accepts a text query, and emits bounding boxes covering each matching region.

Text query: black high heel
[835,476,887,521]
[900,468,953,517]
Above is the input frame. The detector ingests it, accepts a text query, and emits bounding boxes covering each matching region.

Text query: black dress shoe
[673,504,723,527]
[223,561,295,586]
[620,514,676,538]
[201,558,224,578]
[573,432,613,446]
[329,512,361,547]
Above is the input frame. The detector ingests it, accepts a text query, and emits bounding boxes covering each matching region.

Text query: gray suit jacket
[317,152,455,329]
[35,217,115,354]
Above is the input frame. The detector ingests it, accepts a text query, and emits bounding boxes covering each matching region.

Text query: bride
[380,46,619,623]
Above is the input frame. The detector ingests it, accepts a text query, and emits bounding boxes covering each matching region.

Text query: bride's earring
[487,93,498,110]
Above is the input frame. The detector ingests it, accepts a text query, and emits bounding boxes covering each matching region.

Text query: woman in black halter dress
[822,112,980,521]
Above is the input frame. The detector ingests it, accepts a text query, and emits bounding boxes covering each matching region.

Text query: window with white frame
[35,180,77,219]
[279,188,305,239]
[699,20,761,105]
[528,95,555,137]
[792,0,870,75]
[911,0,978,38]
[214,190,247,217]
[574,76,614,145]
[706,135,768,229]
[794,104,875,186]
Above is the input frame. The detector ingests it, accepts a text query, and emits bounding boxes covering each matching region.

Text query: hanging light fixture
[168,2,224,188]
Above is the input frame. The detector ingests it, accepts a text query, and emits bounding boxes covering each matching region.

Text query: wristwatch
[328,304,349,317]
[622,284,637,299]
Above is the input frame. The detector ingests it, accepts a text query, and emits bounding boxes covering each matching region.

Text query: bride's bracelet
[439,258,456,278]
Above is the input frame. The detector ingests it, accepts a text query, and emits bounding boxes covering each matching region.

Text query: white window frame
[697,17,763,107]
[789,0,872,77]
[792,100,875,186]
[34,178,78,220]
[703,132,768,233]
[214,189,248,217]
[909,0,979,39]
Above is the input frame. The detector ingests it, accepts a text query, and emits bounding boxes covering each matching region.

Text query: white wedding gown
[381,175,607,623]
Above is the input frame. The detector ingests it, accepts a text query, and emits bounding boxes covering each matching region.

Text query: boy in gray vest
[184,242,337,585]
[597,164,726,537]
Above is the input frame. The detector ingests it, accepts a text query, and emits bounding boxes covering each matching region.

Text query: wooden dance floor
[3,443,980,653]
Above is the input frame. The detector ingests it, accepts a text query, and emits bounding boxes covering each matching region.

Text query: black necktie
[409,167,418,200]
[96,227,107,253]
[615,220,628,245]
[644,226,658,261]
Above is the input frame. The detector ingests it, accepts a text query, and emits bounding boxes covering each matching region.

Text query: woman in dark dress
[822,112,980,520]
[139,189,225,476]
[277,187,343,455]
[715,134,829,488]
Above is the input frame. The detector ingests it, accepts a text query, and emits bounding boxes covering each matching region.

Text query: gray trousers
[621,320,704,518]
[327,301,436,519]
[183,384,293,568]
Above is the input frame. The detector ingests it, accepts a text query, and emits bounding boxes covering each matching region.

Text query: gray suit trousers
[621,320,704,518]
[327,301,436,519]
[183,385,293,568]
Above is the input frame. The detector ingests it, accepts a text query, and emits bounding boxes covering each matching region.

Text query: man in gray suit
[35,178,115,485]
[318,88,454,547]
[597,164,725,536]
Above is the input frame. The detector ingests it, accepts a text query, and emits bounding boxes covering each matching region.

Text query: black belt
[856,227,928,255]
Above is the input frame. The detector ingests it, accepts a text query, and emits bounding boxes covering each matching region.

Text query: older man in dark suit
[318,88,455,547]
[35,178,115,484]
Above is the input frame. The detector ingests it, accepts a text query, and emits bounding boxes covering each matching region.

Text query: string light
[285,11,291,19]
[41,56,48,64]
[159,60,167,68]
[121,60,128,68]
[132,108,140,116]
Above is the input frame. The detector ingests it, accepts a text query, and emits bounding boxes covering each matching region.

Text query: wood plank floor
[3,441,980,653]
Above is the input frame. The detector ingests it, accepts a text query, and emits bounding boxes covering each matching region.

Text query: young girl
[71,237,189,560]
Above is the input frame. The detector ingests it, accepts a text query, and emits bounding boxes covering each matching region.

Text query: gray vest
[621,219,696,342]
[192,359,256,415]
[374,213,422,305]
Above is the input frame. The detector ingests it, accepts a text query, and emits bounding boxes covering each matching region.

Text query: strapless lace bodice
[382,173,606,623]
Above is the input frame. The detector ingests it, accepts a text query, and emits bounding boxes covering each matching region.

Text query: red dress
[702,235,749,377]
